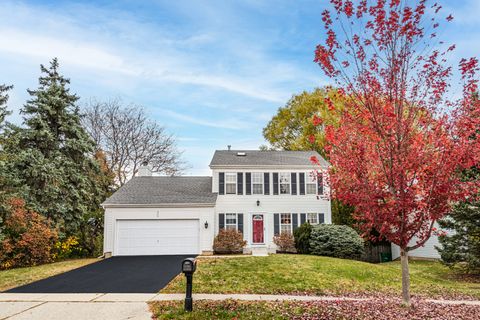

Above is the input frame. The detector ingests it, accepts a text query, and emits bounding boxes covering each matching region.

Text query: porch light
[204,221,209,229]
[256,200,260,206]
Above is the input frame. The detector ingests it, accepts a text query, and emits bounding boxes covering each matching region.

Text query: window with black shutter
[219,213,225,230]
[245,172,252,195]
[299,173,305,195]
[273,173,279,195]
[317,173,324,195]
[219,172,225,195]
[264,172,270,195]
[291,173,297,195]
[237,172,243,195]
[274,213,280,235]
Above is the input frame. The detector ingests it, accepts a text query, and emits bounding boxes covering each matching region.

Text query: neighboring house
[391,222,444,260]
[102,149,331,256]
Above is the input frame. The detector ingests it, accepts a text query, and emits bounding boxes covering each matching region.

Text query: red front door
[252,215,264,244]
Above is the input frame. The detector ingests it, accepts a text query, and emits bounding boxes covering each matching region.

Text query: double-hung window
[306,213,319,225]
[252,172,263,194]
[279,173,290,194]
[280,213,292,234]
[225,173,237,194]
[225,213,238,230]
[306,173,317,194]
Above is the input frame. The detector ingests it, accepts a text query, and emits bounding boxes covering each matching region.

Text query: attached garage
[102,174,217,257]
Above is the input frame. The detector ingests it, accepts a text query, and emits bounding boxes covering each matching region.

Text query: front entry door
[252,214,264,244]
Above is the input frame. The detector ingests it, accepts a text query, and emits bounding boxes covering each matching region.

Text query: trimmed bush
[309,224,364,259]
[273,232,297,253]
[213,229,247,254]
[294,223,313,254]
[0,198,58,269]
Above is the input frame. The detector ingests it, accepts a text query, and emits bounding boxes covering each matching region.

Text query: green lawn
[161,254,480,299]
[0,258,98,291]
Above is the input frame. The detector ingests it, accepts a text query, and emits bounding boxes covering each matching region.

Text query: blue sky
[1,0,479,175]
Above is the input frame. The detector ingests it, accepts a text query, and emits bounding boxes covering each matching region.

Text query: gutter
[101,202,216,209]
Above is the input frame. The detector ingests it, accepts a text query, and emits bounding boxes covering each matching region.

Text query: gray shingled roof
[103,176,216,206]
[209,150,329,167]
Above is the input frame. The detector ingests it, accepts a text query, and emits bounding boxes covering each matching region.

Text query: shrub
[53,236,84,260]
[294,223,313,254]
[0,198,58,269]
[309,224,364,259]
[273,232,297,253]
[213,229,246,254]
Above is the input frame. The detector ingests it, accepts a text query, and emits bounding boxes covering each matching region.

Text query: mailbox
[182,258,197,274]
[182,258,197,312]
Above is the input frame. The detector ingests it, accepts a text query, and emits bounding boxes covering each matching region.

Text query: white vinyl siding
[225,173,237,194]
[252,172,263,194]
[225,213,238,230]
[279,173,290,194]
[280,213,292,234]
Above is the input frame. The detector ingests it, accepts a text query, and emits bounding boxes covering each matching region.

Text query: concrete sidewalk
[1,292,479,305]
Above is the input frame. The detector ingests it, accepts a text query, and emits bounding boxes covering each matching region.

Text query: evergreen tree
[0,84,13,131]
[437,201,480,274]
[8,58,108,235]
[0,84,17,225]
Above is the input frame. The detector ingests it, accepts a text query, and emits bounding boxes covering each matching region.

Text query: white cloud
[161,109,252,130]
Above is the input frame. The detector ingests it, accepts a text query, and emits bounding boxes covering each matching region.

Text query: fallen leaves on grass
[150,298,480,320]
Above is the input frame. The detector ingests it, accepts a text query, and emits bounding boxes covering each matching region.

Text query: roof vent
[236,152,246,156]
[227,145,231,151]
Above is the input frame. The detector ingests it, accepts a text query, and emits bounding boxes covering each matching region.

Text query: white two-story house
[102,149,330,256]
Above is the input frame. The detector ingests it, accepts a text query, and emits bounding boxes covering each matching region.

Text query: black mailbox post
[181,258,197,312]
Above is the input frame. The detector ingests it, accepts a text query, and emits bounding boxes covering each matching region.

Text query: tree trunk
[400,248,411,307]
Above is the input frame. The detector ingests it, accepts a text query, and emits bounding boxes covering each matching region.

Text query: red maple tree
[312,0,479,305]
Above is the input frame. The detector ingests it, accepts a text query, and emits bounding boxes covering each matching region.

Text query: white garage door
[115,219,200,256]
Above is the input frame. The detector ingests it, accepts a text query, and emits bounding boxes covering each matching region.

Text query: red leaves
[313,114,323,126]
[446,14,454,22]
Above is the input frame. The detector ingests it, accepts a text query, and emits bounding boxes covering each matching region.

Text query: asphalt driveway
[5,255,195,293]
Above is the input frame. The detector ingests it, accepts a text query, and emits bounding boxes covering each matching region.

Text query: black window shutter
[219,213,225,230]
[292,213,298,231]
[263,172,270,195]
[300,213,306,225]
[219,172,225,195]
[273,173,279,195]
[291,173,297,195]
[245,173,252,195]
[274,213,279,235]
[238,213,244,233]
[318,213,325,224]
[299,173,305,195]
[237,172,243,195]
[317,173,323,195]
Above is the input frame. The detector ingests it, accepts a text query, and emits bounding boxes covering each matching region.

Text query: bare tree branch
[82,98,186,186]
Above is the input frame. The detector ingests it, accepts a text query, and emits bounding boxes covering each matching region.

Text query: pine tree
[9,58,107,234]
[0,84,13,131]
[0,84,16,223]
[437,201,480,274]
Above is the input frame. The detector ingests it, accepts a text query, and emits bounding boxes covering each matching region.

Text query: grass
[161,254,480,299]
[0,258,98,291]
[149,299,480,320]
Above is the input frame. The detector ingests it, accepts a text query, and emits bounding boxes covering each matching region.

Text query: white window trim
[225,172,237,194]
[306,172,317,195]
[279,173,291,195]
[252,172,263,195]
[225,213,238,230]
[280,213,292,234]
[306,213,319,225]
